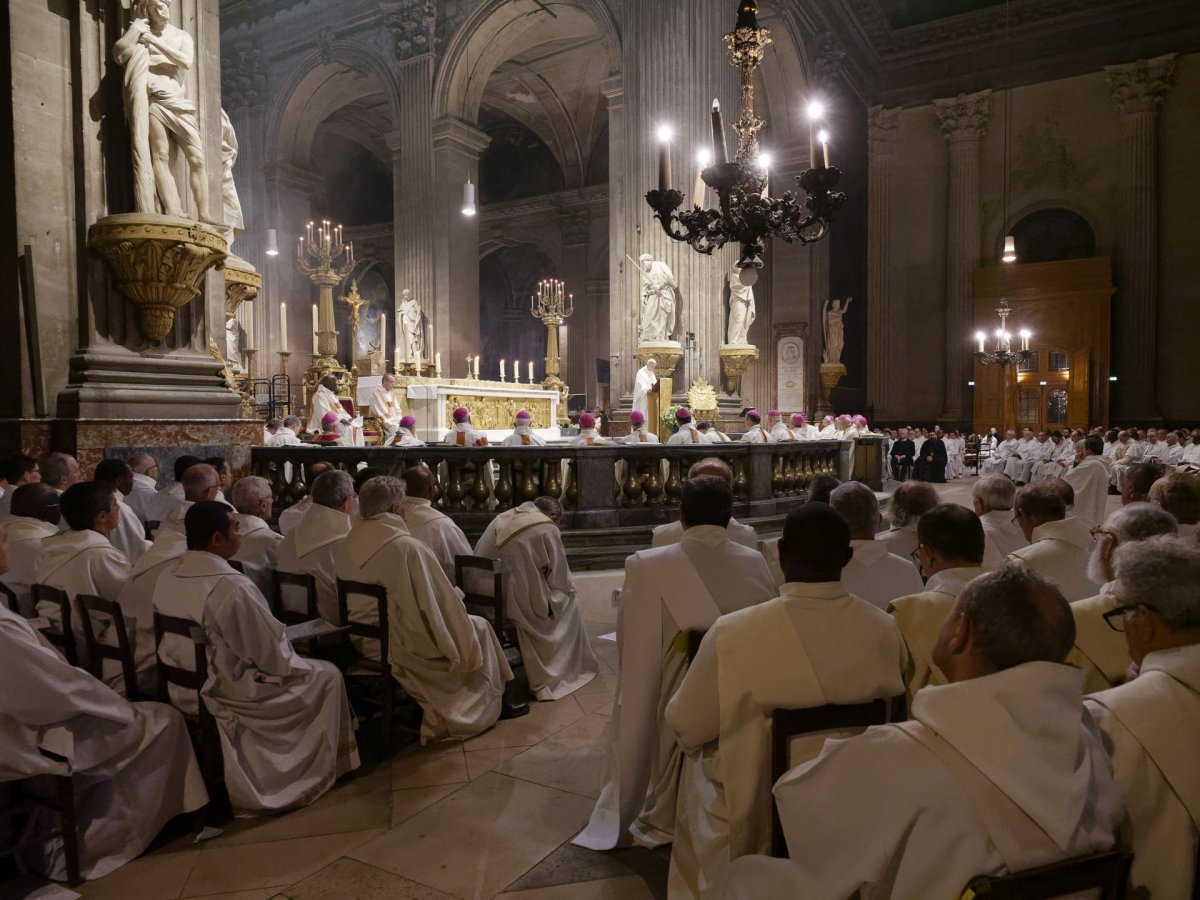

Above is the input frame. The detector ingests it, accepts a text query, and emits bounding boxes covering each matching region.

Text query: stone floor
[44,476,1120,900]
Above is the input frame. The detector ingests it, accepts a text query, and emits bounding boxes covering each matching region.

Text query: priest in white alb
[651,459,757,550]
[501,410,546,446]
[1085,536,1200,900]
[229,475,283,599]
[306,374,350,436]
[664,504,907,899]
[575,475,775,853]
[829,481,923,610]
[334,476,513,742]
[475,496,598,700]
[368,372,403,445]
[124,453,161,524]
[275,469,356,623]
[632,358,657,422]
[1063,435,1113,528]
[972,476,1027,564]
[725,566,1123,900]
[667,407,706,445]
[622,410,660,444]
[154,463,221,545]
[876,480,938,561]
[92,459,152,564]
[1009,482,1102,602]
[0,483,60,615]
[153,502,359,814]
[401,463,472,583]
[277,462,332,536]
[887,504,990,698]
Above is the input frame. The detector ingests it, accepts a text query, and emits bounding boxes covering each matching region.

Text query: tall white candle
[280,301,288,352]
[500,359,506,380]
[380,313,386,360]
[528,361,534,383]
[394,346,400,372]
[514,359,520,383]
[435,351,441,376]
[246,304,255,348]
[312,304,319,354]
[474,355,480,379]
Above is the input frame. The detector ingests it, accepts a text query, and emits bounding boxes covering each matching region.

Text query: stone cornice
[430,117,492,156]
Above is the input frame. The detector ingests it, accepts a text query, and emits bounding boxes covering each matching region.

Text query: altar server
[393,414,425,447]
[92,458,152,564]
[972,475,1027,564]
[369,372,403,445]
[665,504,906,899]
[768,410,796,442]
[652,458,757,550]
[124,453,161,523]
[154,502,359,814]
[335,476,512,742]
[401,463,471,583]
[1069,502,1178,692]
[35,481,131,675]
[726,565,1122,900]
[443,406,489,447]
[0,583,207,882]
[230,475,283,598]
[667,407,706,445]
[622,410,660,444]
[888,504,989,697]
[738,409,771,443]
[1009,482,1101,602]
[475,496,597,699]
[829,481,923,610]
[1085,536,1200,900]
[877,480,938,561]
[571,412,608,446]
[501,410,547,446]
[0,483,61,615]
[1064,435,1112,527]
[632,358,657,422]
[275,469,356,623]
[576,476,775,851]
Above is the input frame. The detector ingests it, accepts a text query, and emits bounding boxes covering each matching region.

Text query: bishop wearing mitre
[369,373,403,445]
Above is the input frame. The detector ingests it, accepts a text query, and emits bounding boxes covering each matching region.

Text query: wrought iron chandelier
[645,0,846,285]
[974,298,1034,367]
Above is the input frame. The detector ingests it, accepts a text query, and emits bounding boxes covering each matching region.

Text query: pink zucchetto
[579,412,596,429]
[836,414,852,422]
[768,409,780,418]
[745,409,761,423]
[453,407,470,422]
[855,415,868,426]
[791,413,806,426]
[321,412,339,427]
[630,410,645,425]
[399,415,416,429]
[676,407,692,422]
[515,411,531,421]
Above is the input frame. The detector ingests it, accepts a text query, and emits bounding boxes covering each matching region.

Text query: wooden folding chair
[962,848,1133,899]
[454,555,532,716]
[272,571,320,626]
[0,772,82,886]
[76,594,149,700]
[29,584,77,667]
[770,695,906,858]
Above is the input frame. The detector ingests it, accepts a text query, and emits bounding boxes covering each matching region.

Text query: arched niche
[479,243,557,382]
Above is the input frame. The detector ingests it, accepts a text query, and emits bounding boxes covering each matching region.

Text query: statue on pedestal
[114,0,210,220]
[219,109,244,248]
[822,297,853,364]
[726,270,756,345]
[398,288,424,362]
[225,317,244,373]
[634,254,677,343]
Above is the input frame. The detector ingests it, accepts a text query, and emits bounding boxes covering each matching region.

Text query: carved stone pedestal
[719,344,759,395]
[817,362,847,416]
[223,256,262,318]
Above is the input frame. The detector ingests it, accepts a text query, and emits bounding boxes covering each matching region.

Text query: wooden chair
[143,520,159,541]
[271,571,320,626]
[227,559,245,575]
[454,555,532,716]
[76,594,148,700]
[30,583,77,667]
[0,582,17,612]
[962,848,1133,899]
[335,579,413,749]
[770,695,906,858]
[0,771,82,886]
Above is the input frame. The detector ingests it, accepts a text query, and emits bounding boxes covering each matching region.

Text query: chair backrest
[29,583,77,666]
[227,559,245,574]
[770,695,907,857]
[685,629,707,662]
[962,848,1133,900]
[272,570,320,625]
[338,397,355,416]
[454,555,506,634]
[335,579,390,665]
[153,611,211,725]
[0,582,16,612]
[76,593,139,695]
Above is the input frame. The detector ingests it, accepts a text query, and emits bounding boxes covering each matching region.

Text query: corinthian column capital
[1105,53,1176,116]
[868,105,901,158]
[933,89,992,144]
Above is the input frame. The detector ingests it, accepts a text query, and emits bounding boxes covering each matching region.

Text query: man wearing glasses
[1085,536,1200,900]
[1008,482,1101,602]
[124,453,161,524]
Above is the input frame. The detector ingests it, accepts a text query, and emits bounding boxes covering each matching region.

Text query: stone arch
[987,198,1109,264]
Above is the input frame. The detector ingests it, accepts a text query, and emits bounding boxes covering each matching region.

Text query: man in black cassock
[889,427,916,481]
[915,427,948,483]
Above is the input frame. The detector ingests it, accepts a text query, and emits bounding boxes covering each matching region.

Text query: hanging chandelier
[645,0,846,284]
[973,298,1034,367]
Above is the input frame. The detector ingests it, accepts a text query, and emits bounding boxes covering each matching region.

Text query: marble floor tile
[497,714,611,799]
[574,571,623,624]
[181,829,385,897]
[391,783,465,826]
[573,672,617,712]
[462,694,586,751]
[76,848,198,900]
[186,890,279,900]
[349,773,593,900]
[464,745,527,780]
[391,742,470,790]
[273,858,456,900]
[494,875,655,900]
[503,840,635,892]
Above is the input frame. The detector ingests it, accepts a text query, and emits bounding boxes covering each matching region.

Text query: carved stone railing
[251,439,871,537]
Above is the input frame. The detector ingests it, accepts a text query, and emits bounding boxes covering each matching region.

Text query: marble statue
[635,254,677,343]
[225,317,244,372]
[726,270,756,345]
[399,288,424,362]
[822,297,853,364]
[219,109,244,248]
[114,0,210,220]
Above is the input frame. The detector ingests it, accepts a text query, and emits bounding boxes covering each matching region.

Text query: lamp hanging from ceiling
[645,0,846,282]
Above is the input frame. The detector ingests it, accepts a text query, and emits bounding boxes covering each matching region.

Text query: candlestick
[500,359,506,381]
[279,301,288,352]
[474,355,481,379]
[311,304,318,355]
[278,350,290,377]
[528,361,534,383]
[711,99,728,164]
[466,356,472,378]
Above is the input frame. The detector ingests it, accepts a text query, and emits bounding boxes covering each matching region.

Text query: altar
[359,376,560,442]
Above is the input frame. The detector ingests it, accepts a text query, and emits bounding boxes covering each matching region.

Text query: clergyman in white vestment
[230,475,284,599]
[0,483,60,615]
[1008,482,1102,602]
[575,475,776,852]
[1085,536,1200,900]
[500,410,547,447]
[124,453,161,523]
[726,565,1123,900]
[334,477,513,743]
[93,459,152,564]
[369,373,403,445]
[737,410,772,444]
[401,463,472,584]
[632,359,657,421]
[829,481,923,610]
[665,504,907,899]
[475,497,598,700]
[876,480,938,561]
[652,458,757,551]
[972,475,1027,566]
[622,410,660,444]
[667,408,707,446]
[275,470,356,623]
[153,502,359,815]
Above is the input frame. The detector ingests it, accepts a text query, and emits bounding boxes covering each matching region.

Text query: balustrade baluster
[470,462,490,508]
[733,459,749,501]
[644,459,664,506]
[544,456,563,499]
[565,459,579,507]
[495,460,514,510]
[445,459,466,509]
[664,459,683,505]
[772,456,785,497]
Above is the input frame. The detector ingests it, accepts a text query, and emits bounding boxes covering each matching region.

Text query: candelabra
[297,219,355,401]
[645,0,845,283]
[531,279,574,426]
[973,298,1033,368]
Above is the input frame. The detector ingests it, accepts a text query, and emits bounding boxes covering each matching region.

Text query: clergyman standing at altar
[632,359,657,422]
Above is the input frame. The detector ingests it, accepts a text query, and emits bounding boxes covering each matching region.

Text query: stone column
[933,89,991,426]
[602,76,631,399]
[560,208,591,404]
[1105,54,1175,421]
[866,105,900,419]
[431,117,490,374]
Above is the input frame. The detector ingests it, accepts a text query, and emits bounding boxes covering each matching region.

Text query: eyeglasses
[1102,601,1157,632]
[1089,526,1117,543]
[910,546,924,564]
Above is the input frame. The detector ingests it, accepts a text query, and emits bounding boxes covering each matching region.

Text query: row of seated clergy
[153,501,360,815]
[1007,481,1103,602]
[827,481,924,609]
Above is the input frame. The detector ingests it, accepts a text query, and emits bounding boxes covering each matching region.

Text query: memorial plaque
[776,336,806,414]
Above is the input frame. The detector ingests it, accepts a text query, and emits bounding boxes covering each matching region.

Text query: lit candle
[500,359,506,381]
[279,301,288,352]
[474,355,481,379]
[306,221,313,242]
[657,125,672,191]
[435,351,441,376]
[759,153,772,200]
[380,313,386,361]
[528,360,534,383]
[246,304,254,348]
[514,359,520,383]
[694,149,710,205]
[312,304,319,354]
[415,345,422,370]
[818,129,830,168]
[394,345,400,372]
[976,331,985,353]
[711,99,729,164]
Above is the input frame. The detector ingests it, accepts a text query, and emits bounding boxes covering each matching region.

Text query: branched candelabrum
[531,279,574,426]
[974,298,1034,368]
[297,219,355,362]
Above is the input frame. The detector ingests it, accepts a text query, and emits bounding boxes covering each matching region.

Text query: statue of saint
[635,254,677,343]
[114,0,210,220]
[225,317,243,372]
[219,109,244,248]
[822,297,853,364]
[726,270,756,345]
[398,289,424,362]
